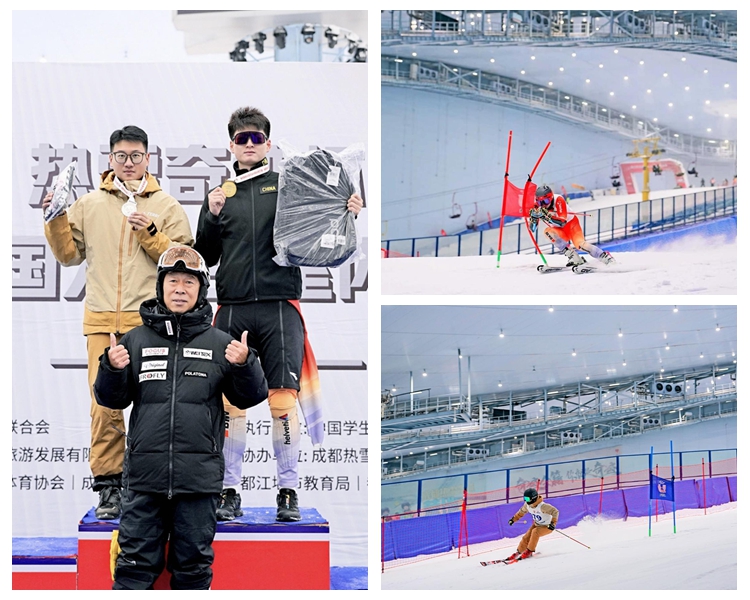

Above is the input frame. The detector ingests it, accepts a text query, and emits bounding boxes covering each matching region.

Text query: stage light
[229,39,249,62]
[273,26,288,49]
[252,31,267,54]
[301,23,316,44]
[324,27,339,49]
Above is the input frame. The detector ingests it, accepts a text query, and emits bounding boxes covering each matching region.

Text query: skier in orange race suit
[530,185,615,267]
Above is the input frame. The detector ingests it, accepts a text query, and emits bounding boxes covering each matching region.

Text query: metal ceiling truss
[380,363,736,472]
[382,56,736,157]
[382,10,737,61]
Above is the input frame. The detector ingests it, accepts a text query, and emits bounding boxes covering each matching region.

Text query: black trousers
[113,489,220,590]
[214,300,304,390]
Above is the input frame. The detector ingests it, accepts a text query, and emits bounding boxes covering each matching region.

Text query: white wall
[382,86,736,240]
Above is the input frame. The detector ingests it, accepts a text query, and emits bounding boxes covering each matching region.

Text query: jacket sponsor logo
[142,360,168,371]
[185,370,208,378]
[142,347,169,357]
[260,185,277,194]
[184,348,213,360]
[139,371,167,382]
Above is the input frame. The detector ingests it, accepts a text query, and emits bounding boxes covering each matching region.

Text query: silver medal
[121,201,137,217]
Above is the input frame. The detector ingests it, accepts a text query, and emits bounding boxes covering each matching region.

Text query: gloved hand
[530,206,549,220]
[548,523,556,531]
[508,518,514,526]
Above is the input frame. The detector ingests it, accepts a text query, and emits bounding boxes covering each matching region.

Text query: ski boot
[505,551,522,562]
[518,550,534,560]
[564,247,585,267]
[598,250,615,265]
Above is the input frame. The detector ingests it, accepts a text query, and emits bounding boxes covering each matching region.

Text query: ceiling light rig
[230,23,367,63]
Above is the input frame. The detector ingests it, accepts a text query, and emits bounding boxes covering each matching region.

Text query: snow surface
[381,505,737,590]
[381,237,736,295]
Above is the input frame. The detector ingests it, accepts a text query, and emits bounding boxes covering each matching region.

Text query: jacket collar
[139,299,213,342]
[100,171,162,195]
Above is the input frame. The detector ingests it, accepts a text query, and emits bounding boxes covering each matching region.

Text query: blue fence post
[506,469,510,504]
[417,480,423,516]
[434,236,439,257]
[582,459,586,495]
[616,455,620,490]
[411,238,416,258]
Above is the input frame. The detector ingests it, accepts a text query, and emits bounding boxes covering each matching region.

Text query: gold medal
[221,180,237,198]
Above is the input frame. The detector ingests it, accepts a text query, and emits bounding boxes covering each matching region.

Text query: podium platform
[78,505,330,589]
[12,538,78,590]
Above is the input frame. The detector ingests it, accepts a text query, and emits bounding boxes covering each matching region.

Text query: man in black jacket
[94,246,268,590]
[195,106,363,523]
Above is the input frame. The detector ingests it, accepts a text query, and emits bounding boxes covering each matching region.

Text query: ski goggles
[158,246,206,272]
[233,130,268,145]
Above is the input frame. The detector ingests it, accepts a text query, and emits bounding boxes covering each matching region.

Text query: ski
[480,559,511,566]
[536,265,569,274]
[572,264,597,274]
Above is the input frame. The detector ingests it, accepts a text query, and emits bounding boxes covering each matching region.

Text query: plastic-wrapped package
[273,142,365,267]
[43,161,77,223]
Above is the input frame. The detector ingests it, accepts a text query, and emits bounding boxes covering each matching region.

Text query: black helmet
[523,488,539,504]
[156,246,211,308]
[534,185,553,206]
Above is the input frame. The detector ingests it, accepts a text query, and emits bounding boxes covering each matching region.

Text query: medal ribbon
[113,176,148,210]
[230,158,270,184]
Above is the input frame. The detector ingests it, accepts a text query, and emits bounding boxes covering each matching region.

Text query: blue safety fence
[381,448,736,518]
[382,475,736,562]
[382,186,736,258]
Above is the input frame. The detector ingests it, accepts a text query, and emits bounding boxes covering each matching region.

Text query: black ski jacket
[94,298,268,496]
[195,162,302,303]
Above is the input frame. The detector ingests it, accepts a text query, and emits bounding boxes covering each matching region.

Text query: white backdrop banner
[11,62,368,566]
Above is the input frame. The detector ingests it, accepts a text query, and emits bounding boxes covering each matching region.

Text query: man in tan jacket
[43,125,194,520]
[506,487,560,561]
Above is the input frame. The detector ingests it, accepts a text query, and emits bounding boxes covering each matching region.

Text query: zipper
[116,217,127,333]
[251,182,257,300]
[168,320,180,499]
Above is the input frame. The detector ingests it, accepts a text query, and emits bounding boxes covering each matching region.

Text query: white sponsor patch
[142,360,168,371]
[185,370,208,378]
[184,348,213,360]
[142,347,169,357]
[139,371,167,382]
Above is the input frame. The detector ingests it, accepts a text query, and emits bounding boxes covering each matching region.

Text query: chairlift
[610,157,621,186]
[610,157,621,180]
[449,192,462,219]
[652,164,662,175]
[465,202,478,230]
[687,155,698,177]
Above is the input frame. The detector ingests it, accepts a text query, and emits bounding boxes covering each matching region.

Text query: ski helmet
[156,246,211,308]
[523,488,539,504]
[535,185,553,207]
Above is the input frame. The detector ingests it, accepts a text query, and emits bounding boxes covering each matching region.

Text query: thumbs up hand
[107,333,130,369]
[226,330,249,365]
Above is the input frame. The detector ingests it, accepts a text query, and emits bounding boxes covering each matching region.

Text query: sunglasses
[233,131,268,145]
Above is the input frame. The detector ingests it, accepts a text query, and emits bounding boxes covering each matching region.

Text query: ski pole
[555,529,591,549]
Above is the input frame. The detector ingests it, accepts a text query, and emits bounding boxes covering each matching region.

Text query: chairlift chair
[449,192,462,218]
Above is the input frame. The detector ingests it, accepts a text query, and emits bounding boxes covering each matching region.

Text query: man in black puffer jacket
[94,246,268,590]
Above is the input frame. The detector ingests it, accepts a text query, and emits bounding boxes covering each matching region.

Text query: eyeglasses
[232,131,268,145]
[111,151,147,165]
